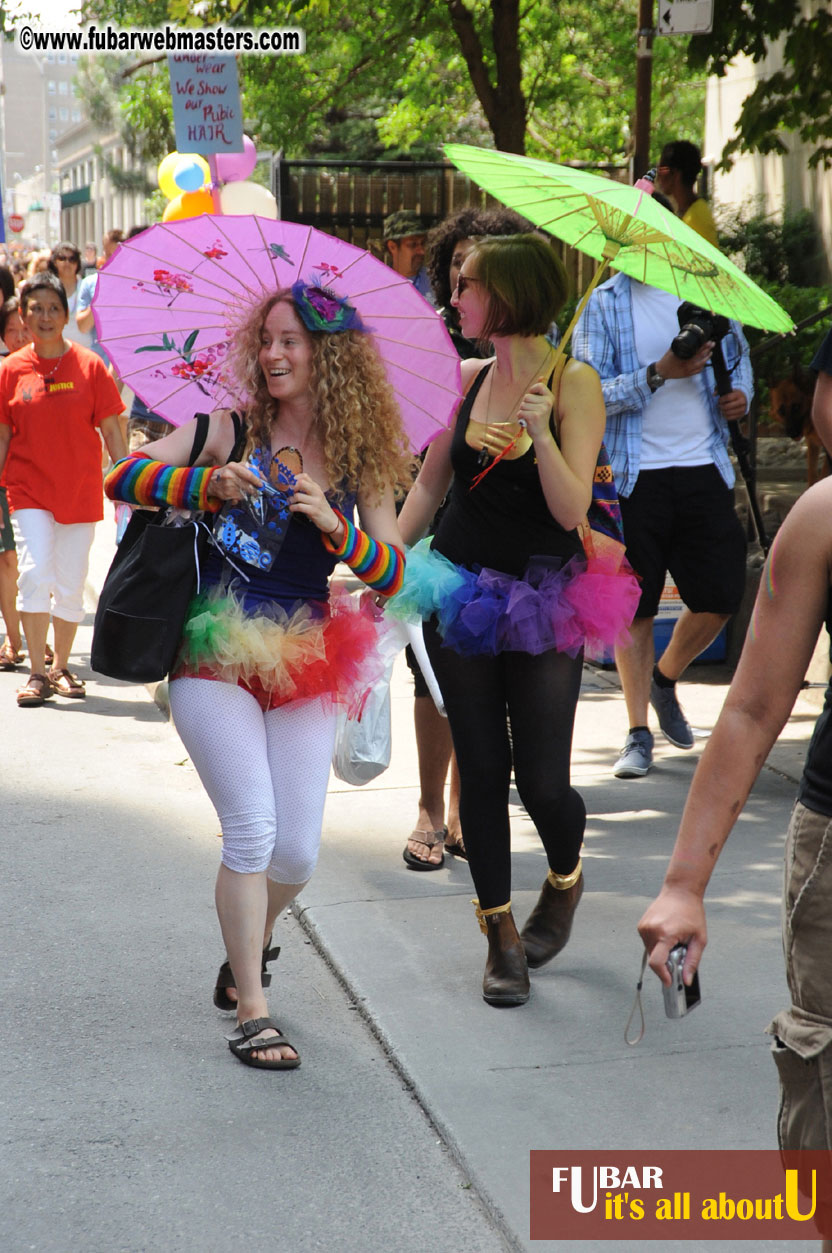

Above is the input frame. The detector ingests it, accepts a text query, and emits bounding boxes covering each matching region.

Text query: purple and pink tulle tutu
[386,537,640,659]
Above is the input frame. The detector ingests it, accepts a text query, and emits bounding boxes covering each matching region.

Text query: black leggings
[424,618,586,910]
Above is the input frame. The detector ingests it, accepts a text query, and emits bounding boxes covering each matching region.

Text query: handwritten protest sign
[168,55,244,153]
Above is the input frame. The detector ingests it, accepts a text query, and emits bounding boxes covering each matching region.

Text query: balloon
[162,188,215,221]
[158,152,183,201]
[218,180,277,218]
[215,136,258,184]
[173,155,210,193]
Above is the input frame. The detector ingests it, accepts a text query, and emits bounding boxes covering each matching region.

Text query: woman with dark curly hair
[105,283,411,1069]
[426,206,534,359]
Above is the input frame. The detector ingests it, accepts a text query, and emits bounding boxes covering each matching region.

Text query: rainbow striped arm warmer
[104,453,222,513]
[321,510,405,597]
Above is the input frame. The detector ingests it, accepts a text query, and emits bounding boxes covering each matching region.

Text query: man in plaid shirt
[573,273,753,778]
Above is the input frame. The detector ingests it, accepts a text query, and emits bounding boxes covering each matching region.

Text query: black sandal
[444,834,468,861]
[227,1017,300,1070]
[213,938,281,1011]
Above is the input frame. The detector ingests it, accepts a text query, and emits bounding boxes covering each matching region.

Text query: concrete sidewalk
[6,511,824,1252]
[305,657,822,1253]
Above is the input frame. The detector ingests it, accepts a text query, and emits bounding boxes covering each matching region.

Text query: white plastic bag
[331,607,406,787]
[331,660,393,786]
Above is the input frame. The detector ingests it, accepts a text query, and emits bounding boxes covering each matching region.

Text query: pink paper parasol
[92,215,462,452]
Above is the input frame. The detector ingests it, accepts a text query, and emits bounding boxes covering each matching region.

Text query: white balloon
[218,181,278,218]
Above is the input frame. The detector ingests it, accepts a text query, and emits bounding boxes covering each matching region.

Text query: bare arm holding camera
[638,485,832,987]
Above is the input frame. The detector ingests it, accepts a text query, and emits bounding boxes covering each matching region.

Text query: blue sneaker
[613,728,654,778]
[650,679,694,749]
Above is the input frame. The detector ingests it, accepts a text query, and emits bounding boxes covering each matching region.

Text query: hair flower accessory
[291,281,365,334]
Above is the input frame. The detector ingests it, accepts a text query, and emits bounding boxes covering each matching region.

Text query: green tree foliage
[75,0,701,164]
[687,0,832,169]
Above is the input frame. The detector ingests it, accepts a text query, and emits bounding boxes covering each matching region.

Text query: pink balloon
[215,136,257,183]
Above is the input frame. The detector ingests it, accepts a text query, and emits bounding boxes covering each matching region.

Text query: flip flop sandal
[0,642,24,670]
[47,667,86,698]
[402,828,446,871]
[213,938,281,1011]
[16,673,54,707]
[227,1016,300,1070]
[444,835,468,861]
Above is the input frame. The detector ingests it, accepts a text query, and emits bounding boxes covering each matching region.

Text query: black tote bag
[91,510,209,683]
[91,413,243,683]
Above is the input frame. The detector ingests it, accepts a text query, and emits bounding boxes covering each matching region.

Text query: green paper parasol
[444,144,793,335]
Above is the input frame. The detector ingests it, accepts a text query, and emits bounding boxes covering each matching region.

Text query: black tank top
[797,591,832,814]
[431,363,582,577]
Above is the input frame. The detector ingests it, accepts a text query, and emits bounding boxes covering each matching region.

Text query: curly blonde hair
[227,290,414,502]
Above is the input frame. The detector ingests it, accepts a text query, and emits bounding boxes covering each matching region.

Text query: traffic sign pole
[634,0,655,183]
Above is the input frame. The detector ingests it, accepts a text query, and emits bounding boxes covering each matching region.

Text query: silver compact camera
[663,944,702,1019]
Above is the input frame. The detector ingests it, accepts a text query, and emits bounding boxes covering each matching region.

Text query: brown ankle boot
[520,861,584,969]
[474,900,530,1007]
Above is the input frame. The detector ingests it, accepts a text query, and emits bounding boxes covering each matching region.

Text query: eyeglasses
[455,274,483,296]
[54,253,76,262]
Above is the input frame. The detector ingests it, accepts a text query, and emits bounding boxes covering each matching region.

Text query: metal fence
[272,154,628,295]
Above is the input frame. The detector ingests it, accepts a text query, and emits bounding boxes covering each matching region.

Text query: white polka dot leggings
[169,678,337,882]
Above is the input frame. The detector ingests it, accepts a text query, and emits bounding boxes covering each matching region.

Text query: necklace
[477,343,554,467]
[32,345,68,393]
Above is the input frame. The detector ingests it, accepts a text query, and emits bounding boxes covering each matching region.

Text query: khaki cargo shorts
[767,801,832,1151]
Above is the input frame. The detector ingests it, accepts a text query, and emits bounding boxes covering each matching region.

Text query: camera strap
[624,949,649,1047]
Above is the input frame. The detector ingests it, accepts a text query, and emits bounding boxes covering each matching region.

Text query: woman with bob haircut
[390,234,638,1007]
[105,282,411,1069]
[401,205,535,872]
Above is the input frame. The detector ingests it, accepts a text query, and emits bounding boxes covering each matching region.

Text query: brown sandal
[16,673,55,707]
[0,641,24,671]
[47,667,86,698]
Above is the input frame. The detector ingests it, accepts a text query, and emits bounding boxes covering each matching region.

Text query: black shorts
[621,464,746,619]
[405,643,430,698]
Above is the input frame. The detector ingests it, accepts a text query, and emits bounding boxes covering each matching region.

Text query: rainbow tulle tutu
[386,537,640,658]
[171,586,384,714]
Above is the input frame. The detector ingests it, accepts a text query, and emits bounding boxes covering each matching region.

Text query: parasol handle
[548,254,612,377]
[208,154,222,215]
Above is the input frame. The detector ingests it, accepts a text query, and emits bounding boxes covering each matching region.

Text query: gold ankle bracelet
[472,898,512,935]
[546,859,582,891]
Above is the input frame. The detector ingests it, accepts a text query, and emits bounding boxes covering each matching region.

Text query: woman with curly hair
[105,283,411,1069]
[426,206,534,360]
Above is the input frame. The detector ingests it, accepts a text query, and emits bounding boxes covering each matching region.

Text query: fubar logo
[552,1164,663,1213]
[530,1150,830,1241]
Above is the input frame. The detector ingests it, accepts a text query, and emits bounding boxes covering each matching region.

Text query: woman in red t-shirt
[0,273,126,707]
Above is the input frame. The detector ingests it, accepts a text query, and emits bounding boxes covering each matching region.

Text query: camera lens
[671,311,715,359]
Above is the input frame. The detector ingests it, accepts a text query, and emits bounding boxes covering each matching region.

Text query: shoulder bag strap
[228,411,246,462]
[189,411,246,467]
[188,412,211,466]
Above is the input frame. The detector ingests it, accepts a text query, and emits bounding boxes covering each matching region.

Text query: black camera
[671,302,730,360]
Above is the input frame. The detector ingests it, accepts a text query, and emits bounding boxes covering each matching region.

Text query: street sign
[8,214,24,233]
[657,0,714,35]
